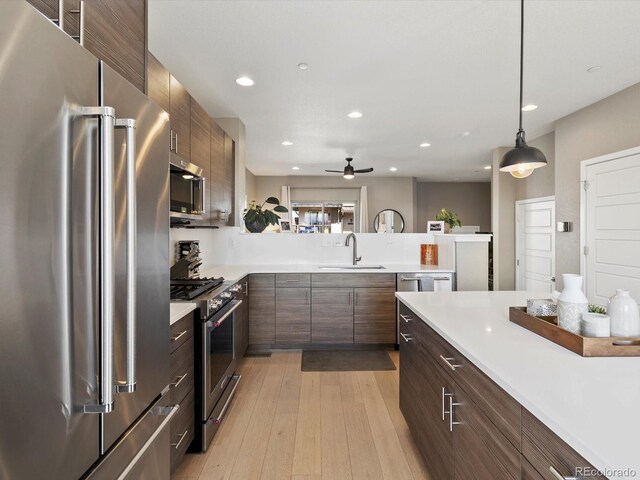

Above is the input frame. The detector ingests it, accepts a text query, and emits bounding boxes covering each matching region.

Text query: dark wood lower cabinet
[398,301,609,480]
[311,288,353,343]
[235,276,249,358]
[276,287,311,344]
[353,287,396,343]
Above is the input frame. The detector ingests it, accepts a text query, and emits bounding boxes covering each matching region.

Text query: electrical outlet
[321,239,331,247]
[229,238,236,247]
[333,240,343,247]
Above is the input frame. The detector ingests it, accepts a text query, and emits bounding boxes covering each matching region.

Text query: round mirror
[373,209,405,233]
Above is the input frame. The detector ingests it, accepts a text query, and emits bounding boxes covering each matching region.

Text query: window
[292,202,357,233]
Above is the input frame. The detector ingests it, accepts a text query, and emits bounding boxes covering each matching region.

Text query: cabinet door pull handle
[171,429,189,449]
[171,330,187,342]
[441,387,452,421]
[400,333,413,343]
[439,355,461,371]
[171,373,188,388]
[549,466,582,480]
[400,314,412,323]
[448,396,461,432]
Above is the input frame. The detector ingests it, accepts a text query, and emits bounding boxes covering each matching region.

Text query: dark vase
[244,218,267,233]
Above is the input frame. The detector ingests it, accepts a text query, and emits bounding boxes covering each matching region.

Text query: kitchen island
[396,291,640,480]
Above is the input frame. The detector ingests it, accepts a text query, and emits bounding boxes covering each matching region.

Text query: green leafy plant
[435,208,462,229]
[243,197,288,233]
[588,304,607,314]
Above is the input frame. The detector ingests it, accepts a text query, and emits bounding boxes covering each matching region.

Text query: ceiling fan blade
[354,168,374,173]
[325,170,344,173]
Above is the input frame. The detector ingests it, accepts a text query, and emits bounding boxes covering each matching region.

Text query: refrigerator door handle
[115,118,137,394]
[80,105,116,414]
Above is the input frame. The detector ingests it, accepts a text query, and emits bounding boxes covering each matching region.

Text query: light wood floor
[172,350,430,480]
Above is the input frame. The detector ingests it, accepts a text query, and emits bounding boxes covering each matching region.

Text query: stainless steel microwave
[170,157,206,219]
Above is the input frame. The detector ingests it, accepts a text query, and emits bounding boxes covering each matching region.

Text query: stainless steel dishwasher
[396,272,454,346]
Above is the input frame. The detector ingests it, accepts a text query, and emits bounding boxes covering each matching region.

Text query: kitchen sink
[318,265,386,270]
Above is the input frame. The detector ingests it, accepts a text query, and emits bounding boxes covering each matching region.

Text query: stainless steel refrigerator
[0,2,172,478]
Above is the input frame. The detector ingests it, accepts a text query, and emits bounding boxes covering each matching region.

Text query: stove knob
[221,292,232,299]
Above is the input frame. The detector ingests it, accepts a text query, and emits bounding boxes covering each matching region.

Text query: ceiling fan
[325,158,373,179]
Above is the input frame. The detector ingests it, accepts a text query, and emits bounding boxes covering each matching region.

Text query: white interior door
[516,198,555,292]
[583,152,640,305]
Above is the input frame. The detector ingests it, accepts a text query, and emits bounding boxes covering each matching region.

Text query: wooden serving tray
[509,306,640,357]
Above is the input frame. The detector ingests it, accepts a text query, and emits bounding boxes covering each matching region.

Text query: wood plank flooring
[172,351,430,480]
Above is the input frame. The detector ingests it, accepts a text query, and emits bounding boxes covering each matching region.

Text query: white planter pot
[557,274,588,334]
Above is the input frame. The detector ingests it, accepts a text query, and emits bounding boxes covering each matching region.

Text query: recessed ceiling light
[521,104,538,111]
[484,165,492,170]
[587,66,602,73]
[235,76,254,86]
[389,167,398,172]
[461,131,471,137]
[297,62,309,70]
[347,111,362,118]
[291,166,300,170]
[282,141,293,146]
[419,142,431,148]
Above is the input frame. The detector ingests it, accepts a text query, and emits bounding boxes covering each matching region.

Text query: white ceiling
[148,0,640,181]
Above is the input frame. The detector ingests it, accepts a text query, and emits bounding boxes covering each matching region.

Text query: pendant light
[499,0,547,179]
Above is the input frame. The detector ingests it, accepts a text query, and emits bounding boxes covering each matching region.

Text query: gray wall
[245,168,256,207]
[416,182,492,232]
[251,175,417,232]
[554,81,640,289]
[492,147,516,290]
[515,132,555,201]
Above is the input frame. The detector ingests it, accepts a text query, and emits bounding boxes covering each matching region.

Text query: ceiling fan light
[343,174,355,180]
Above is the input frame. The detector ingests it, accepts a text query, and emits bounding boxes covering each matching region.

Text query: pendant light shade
[499,0,547,178]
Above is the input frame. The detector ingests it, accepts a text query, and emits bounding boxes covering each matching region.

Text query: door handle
[79,105,116,413]
[115,118,137,394]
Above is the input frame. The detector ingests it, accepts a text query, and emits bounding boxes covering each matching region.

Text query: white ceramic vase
[557,274,588,334]
[609,289,640,337]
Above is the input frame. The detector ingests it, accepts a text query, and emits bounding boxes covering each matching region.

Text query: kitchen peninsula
[396,291,640,480]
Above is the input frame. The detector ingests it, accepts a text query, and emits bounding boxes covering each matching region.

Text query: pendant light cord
[518,0,524,133]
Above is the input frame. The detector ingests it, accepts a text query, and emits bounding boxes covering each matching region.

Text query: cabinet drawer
[249,273,275,288]
[522,456,545,480]
[522,409,607,480]
[311,273,395,288]
[170,390,195,473]
[170,311,194,354]
[276,273,311,288]
[170,338,194,406]
[407,305,522,450]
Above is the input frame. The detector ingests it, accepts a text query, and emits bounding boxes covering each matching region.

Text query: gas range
[170,277,242,320]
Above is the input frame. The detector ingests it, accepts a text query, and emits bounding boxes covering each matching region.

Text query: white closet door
[516,200,555,292]
[584,153,640,305]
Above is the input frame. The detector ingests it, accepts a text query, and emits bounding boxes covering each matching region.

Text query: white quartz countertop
[199,264,454,284]
[395,291,640,479]
[170,302,197,326]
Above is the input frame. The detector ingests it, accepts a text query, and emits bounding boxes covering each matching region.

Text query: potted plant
[243,197,289,233]
[435,208,462,233]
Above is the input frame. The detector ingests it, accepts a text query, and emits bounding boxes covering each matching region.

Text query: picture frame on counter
[279,219,292,233]
[427,220,445,233]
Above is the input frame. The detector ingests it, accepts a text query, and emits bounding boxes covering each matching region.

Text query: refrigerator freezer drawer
[85,388,176,480]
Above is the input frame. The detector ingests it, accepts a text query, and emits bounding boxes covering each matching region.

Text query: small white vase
[557,274,588,334]
[609,289,640,337]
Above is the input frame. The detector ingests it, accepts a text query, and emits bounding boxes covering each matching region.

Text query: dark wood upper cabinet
[353,287,396,344]
[81,0,147,92]
[190,99,210,222]
[169,74,190,160]
[209,120,226,224]
[146,52,170,113]
[223,133,235,226]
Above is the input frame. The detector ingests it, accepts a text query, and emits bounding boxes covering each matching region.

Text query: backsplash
[170,227,447,267]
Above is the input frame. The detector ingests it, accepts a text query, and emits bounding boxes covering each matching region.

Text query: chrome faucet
[345,233,362,265]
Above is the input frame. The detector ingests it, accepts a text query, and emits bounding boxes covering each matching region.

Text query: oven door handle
[206,300,242,329]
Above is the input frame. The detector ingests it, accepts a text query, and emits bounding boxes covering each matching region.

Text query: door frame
[515,195,555,291]
[579,145,640,294]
